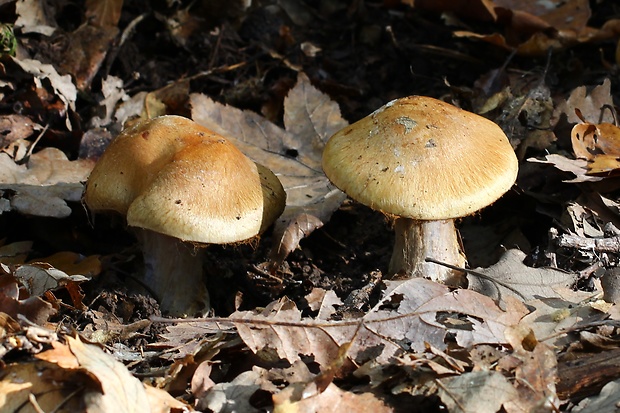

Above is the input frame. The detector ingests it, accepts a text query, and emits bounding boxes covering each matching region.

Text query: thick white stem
[388,218,466,286]
[135,229,210,317]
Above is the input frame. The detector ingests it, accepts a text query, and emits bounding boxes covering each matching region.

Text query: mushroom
[322,96,518,286]
[84,115,286,316]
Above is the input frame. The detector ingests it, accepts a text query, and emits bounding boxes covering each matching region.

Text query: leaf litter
[6,1,620,412]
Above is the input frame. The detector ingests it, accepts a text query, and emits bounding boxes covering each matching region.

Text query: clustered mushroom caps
[322,96,518,286]
[84,115,286,317]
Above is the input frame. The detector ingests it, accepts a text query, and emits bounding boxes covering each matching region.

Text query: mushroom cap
[322,96,518,220]
[84,115,286,243]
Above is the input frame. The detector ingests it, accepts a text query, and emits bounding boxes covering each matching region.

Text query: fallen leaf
[14,263,89,297]
[14,0,57,36]
[228,278,528,368]
[0,114,40,145]
[191,72,348,267]
[468,249,578,307]
[0,148,94,218]
[197,369,262,413]
[11,57,77,125]
[37,335,153,412]
[553,79,615,126]
[0,360,85,412]
[504,342,559,412]
[436,371,518,413]
[0,272,56,324]
[528,154,603,183]
[273,382,391,413]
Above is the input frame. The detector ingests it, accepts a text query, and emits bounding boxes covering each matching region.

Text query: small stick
[556,233,620,252]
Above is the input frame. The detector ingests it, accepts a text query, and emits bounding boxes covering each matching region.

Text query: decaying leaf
[553,79,615,126]
[35,335,191,412]
[191,72,348,267]
[0,272,56,325]
[0,147,94,217]
[197,369,262,413]
[527,154,603,183]
[570,111,620,176]
[14,0,57,36]
[436,371,518,413]
[468,249,578,308]
[273,382,391,413]
[227,278,528,368]
[508,342,559,412]
[418,0,620,56]
[0,360,85,412]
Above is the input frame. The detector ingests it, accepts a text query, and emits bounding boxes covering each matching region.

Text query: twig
[556,233,620,252]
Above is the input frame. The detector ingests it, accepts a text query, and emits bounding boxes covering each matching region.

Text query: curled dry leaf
[0,360,85,412]
[190,72,348,267]
[0,272,56,325]
[35,335,191,412]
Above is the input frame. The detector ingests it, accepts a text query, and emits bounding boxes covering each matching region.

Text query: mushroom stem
[135,229,210,317]
[388,218,466,286]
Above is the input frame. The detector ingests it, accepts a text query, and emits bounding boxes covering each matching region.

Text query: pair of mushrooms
[84,96,517,317]
[84,116,286,316]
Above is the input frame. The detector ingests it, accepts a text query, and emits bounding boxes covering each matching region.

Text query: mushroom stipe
[322,96,518,285]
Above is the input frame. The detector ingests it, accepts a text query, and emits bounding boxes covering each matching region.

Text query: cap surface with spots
[322,96,518,220]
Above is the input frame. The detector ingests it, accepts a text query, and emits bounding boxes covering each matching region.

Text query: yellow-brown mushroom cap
[322,96,518,220]
[84,115,285,243]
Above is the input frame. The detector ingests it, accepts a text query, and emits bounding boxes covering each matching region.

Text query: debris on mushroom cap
[84,115,286,244]
[322,96,518,220]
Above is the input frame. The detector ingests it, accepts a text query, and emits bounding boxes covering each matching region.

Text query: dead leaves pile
[407,0,620,56]
[5,0,620,412]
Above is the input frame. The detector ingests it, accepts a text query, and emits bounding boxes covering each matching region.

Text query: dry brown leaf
[228,278,528,368]
[305,287,342,320]
[418,0,620,56]
[553,79,614,126]
[0,114,41,145]
[0,272,56,325]
[528,154,603,183]
[0,360,85,412]
[436,371,518,413]
[519,297,605,347]
[197,369,262,413]
[503,343,559,412]
[14,0,57,36]
[0,240,33,264]
[14,263,89,297]
[468,249,578,307]
[36,335,158,412]
[0,147,94,218]
[273,382,391,413]
[191,72,348,267]
[11,57,77,124]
